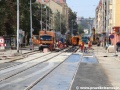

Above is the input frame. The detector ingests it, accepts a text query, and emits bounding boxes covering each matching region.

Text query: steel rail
[24,46,79,90]
[0,47,72,82]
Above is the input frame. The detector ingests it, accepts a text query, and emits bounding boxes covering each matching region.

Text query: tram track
[25,54,71,90]
[0,47,74,82]
[0,53,61,82]
[0,52,51,71]
[0,47,72,71]
[24,46,79,90]
[0,46,79,90]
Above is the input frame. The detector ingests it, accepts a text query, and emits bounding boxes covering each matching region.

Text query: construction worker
[88,40,92,49]
[80,42,84,52]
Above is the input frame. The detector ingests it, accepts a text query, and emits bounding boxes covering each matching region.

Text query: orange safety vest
[88,41,92,48]
[80,42,84,51]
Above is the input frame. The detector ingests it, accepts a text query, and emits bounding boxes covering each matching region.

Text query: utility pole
[49,0,50,30]
[17,0,19,53]
[72,20,73,36]
[41,3,42,31]
[60,13,61,34]
[45,6,47,30]
[30,0,33,50]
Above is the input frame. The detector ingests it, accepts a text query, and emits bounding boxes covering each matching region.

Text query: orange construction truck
[71,36,81,46]
[38,30,56,51]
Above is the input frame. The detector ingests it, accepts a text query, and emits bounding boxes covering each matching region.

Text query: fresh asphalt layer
[70,63,113,90]
[70,52,114,90]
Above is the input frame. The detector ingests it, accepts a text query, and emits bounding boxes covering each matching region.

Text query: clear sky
[66,0,100,18]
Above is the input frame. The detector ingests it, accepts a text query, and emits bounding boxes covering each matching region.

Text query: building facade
[95,0,120,46]
[111,0,120,45]
[95,0,102,34]
[37,0,69,32]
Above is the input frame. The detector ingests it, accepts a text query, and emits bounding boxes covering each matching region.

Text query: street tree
[78,24,84,34]
[68,8,77,35]
[0,0,16,36]
[54,11,67,35]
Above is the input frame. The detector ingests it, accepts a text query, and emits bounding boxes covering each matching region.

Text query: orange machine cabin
[39,31,55,37]
[71,36,81,46]
[39,30,56,51]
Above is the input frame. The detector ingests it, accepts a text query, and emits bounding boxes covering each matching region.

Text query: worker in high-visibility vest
[80,42,84,52]
[88,40,92,49]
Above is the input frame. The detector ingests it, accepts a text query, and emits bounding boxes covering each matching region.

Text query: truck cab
[39,30,56,51]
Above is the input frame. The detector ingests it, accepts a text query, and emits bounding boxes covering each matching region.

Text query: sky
[66,0,100,18]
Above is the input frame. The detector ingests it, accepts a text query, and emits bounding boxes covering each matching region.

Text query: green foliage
[0,0,16,35]
[54,11,60,32]
[20,0,30,35]
[78,24,84,34]
[0,1,52,36]
[54,11,67,35]
[68,8,77,35]
[32,0,36,3]
[32,4,52,35]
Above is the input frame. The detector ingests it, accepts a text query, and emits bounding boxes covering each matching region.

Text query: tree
[68,8,77,35]
[54,11,60,32]
[54,11,67,35]
[0,0,16,36]
[78,24,84,34]
[0,0,52,36]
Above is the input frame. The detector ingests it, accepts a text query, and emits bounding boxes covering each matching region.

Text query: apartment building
[111,0,120,45]
[95,0,120,46]
[95,0,102,34]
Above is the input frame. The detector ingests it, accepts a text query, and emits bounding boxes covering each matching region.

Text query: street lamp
[40,3,42,31]
[30,0,33,50]
[60,13,61,34]
[52,13,55,31]
[43,5,47,30]
[17,0,19,53]
[46,6,47,30]
[49,0,51,30]
[71,20,73,36]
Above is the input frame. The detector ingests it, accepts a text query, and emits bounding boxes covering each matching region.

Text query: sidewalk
[93,45,120,87]
[0,46,38,62]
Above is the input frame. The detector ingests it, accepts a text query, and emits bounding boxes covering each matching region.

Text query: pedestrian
[80,42,84,52]
[116,41,120,52]
[88,40,92,50]
[84,46,87,53]
[97,41,100,46]
[96,36,100,46]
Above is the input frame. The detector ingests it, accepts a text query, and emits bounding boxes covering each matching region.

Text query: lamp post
[60,13,61,34]
[89,18,92,35]
[30,0,33,50]
[17,0,19,53]
[45,5,47,30]
[52,13,55,31]
[49,0,50,30]
[41,3,42,31]
[71,20,73,36]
